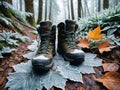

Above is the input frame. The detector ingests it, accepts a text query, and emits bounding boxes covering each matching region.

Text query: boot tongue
[39,21,52,35]
[65,20,76,33]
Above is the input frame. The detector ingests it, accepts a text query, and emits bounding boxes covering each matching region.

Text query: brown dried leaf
[77,38,90,48]
[95,71,120,90]
[9,62,15,67]
[103,63,119,72]
[98,40,115,53]
[6,68,13,73]
[77,87,85,90]
[0,76,5,85]
[0,68,4,72]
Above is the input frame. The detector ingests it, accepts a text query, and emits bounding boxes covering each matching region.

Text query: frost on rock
[6,40,102,90]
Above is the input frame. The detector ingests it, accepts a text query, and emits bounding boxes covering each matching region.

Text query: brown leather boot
[57,20,84,65]
[32,21,56,73]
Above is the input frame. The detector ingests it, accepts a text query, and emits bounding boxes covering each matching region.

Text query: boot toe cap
[65,49,85,65]
[32,55,53,71]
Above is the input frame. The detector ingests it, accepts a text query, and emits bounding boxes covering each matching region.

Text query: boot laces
[65,31,77,48]
[37,35,51,54]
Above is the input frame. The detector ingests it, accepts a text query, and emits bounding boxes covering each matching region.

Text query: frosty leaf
[6,72,43,90]
[27,40,38,51]
[79,65,95,74]
[6,61,66,90]
[11,32,30,42]
[107,28,117,36]
[13,60,32,73]
[7,38,18,46]
[83,53,102,67]
[41,71,67,90]
[23,52,35,60]
[6,40,102,90]
[1,47,15,54]
[57,63,83,82]
[0,52,3,58]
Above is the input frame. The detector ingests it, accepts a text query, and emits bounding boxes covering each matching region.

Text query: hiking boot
[57,20,84,65]
[32,21,56,73]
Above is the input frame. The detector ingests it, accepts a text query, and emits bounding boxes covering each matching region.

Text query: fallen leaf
[95,71,120,90]
[103,63,119,72]
[0,76,5,85]
[98,39,115,53]
[77,38,90,48]
[0,68,4,72]
[88,25,104,40]
[77,87,85,90]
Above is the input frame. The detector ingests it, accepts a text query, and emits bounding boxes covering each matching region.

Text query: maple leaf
[98,39,116,53]
[77,38,90,48]
[88,25,104,40]
[95,71,120,90]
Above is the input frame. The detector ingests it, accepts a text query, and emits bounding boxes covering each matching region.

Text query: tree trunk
[103,0,109,9]
[98,0,101,12]
[71,0,74,20]
[45,0,47,20]
[78,0,82,19]
[24,0,36,27]
[20,0,23,11]
[4,0,12,4]
[68,0,70,19]
[37,0,43,23]
[49,0,52,20]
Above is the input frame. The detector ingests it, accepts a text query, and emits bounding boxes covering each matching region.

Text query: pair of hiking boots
[32,20,84,73]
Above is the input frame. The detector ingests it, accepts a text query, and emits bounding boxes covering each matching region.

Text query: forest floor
[0,19,120,90]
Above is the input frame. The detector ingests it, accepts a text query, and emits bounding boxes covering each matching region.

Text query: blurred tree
[45,0,47,20]
[71,0,74,19]
[4,0,12,4]
[37,0,43,23]
[24,0,36,27]
[98,0,101,12]
[103,0,109,9]
[78,0,82,18]
[67,0,71,19]
[49,0,52,20]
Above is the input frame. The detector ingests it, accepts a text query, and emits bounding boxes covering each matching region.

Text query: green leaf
[1,47,15,54]
[107,28,117,36]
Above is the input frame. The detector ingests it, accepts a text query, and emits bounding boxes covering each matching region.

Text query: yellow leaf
[77,38,90,48]
[98,40,116,53]
[88,26,104,40]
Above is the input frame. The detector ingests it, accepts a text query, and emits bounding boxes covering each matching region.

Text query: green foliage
[0,1,36,29]
[0,13,13,28]
[77,4,120,34]
[0,30,30,58]
[77,4,120,47]
[6,40,102,90]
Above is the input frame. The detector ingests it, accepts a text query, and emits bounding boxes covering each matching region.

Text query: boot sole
[32,60,54,74]
[57,49,84,66]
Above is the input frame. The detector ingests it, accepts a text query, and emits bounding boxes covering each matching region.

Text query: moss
[11,22,25,34]
[0,42,8,50]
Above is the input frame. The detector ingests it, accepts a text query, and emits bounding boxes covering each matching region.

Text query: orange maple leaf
[77,38,90,48]
[98,39,115,53]
[88,25,104,40]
